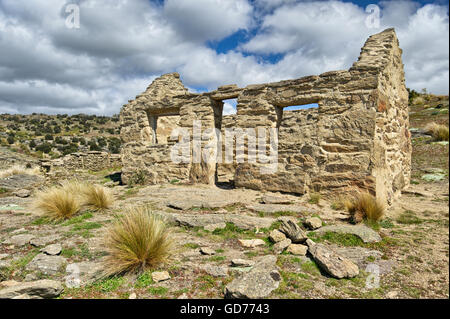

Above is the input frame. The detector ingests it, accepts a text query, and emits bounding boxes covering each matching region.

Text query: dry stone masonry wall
[120,28,411,206]
[41,151,121,174]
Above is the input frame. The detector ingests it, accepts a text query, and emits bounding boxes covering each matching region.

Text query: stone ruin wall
[41,151,122,174]
[119,28,411,206]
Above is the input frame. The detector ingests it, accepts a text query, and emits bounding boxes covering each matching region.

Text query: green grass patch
[196,275,216,291]
[93,276,126,293]
[208,255,226,263]
[62,212,94,226]
[148,286,169,296]
[135,271,154,288]
[396,210,423,225]
[308,232,365,247]
[183,243,200,249]
[258,211,299,218]
[71,221,103,232]
[61,243,93,260]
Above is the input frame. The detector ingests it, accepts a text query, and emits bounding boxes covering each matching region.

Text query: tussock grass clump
[33,186,80,221]
[425,123,449,141]
[60,180,85,194]
[344,192,385,223]
[32,180,114,221]
[0,165,41,179]
[80,183,114,210]
[308,192,321,205]
[60,180,114,210]
[103,206,174,275]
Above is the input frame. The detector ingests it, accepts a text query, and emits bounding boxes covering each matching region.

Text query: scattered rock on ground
[304,217,322,230]
[30,235,61,247]
[0,174,44,191]
[129,292,137,299]
[204,222,226,232]
[230,259,255,267]
[41,244,62,256]
[0,280,63,299]
[26,254,67,275]
[279,219,307,243]
[225,255,281,299]
[269,229,286,243]
[65,261,104,287]
[199,247,216,255]
[13,189,31,198]
[286,244,308,256]
[306,240,359,279]
[3,234,34,246]
[238,239,266,248]
[261,194,292,205]
[152,271,171,283]
[273,238,291,254]
[201,264,228,277]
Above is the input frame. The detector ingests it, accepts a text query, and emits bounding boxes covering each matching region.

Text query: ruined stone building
[119,28,411,206]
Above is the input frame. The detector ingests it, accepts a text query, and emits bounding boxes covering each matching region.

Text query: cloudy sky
[0,0,448,115]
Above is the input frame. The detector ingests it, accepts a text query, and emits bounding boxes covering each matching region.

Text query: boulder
[30,235,61,247]
[200,265,228,277]
[273,239,291,254]
[13,189,31,198]
[0,280,63,299]
[3,234,34,246]
[261,194,292,205]
[286,244,308,256]
[65,261,104,287]
[238,239,265,248]
[225,255,281,299]
[304,217,322,230]
[306,240,359,279]
[279,219,307,243]
[26,254,67,275]
[41,244,62,256]
[230,259,255,267]
[152,271,170,283]
[268,229,286,243]
[199,247,216,255]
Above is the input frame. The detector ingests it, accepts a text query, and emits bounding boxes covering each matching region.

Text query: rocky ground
[0,161,448,299]
[0,94,448,299]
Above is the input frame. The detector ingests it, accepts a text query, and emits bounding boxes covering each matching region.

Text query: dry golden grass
[80,183,114,211]
[308,192,321,205]
[0,165,41,179]
[425,123,449,141]
[344,192,385,223]
[59,180,114,210]
[331,195,353,211]
[103,206,174,275]
[60,179,85,194]
[33,186,80,221]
